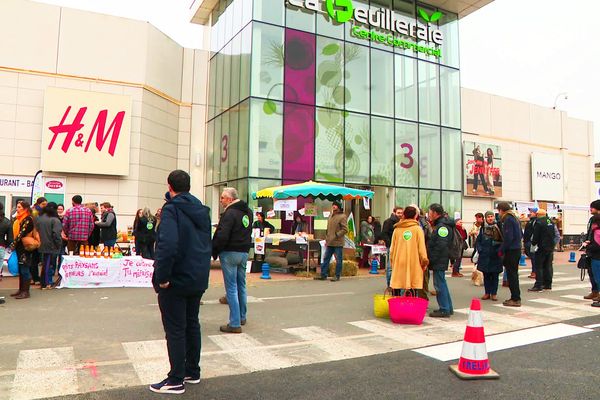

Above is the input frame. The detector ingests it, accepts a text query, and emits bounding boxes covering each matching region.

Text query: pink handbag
[388,290,428,325]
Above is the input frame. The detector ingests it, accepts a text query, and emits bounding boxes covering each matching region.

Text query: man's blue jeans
[432,269,453,314]
[320,246,343,278]
[591,259,600,293]
[220,251,248,328]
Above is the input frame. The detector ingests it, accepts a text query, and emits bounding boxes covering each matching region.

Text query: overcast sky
[34,0,599,159]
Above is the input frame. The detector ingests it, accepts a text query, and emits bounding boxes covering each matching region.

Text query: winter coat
[389,219,429,290]
[0,217,13,247]
[212,200,253,258]
[499,211,522,253]
[36,214,63,255]
[252,220,275,235]
[13,216,35,266]
[325,210,348,247]
[153,192,212,296]
[97,210,117,243]
[427,217,455,270]
[475,223,503,274]
[531,216,555,254]
[586,223,600,260]
[523,219,536,244]
[360,221,375,244]
[380,214,399,247]
[134,216,156,244]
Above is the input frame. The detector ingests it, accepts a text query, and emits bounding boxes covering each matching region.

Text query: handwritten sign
[41,87,132,176]
[304,203,317,217]
[274,199,297,212]
[58,256,154,288]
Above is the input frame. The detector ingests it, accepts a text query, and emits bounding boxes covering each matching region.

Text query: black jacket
[0,217,13,247]
[427,217,455,270]
[253,220,275,235]
[380,214,399,247]
[531,216,555,254]
[97,210,117,243]
[212,200,253,259]
[523,219,536,244]
[153,192,212,296]
[134,216,156,244]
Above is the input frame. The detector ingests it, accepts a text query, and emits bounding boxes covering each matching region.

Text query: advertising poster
[464,141,502,198]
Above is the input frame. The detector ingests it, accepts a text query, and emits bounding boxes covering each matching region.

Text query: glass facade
[206,0,462,214]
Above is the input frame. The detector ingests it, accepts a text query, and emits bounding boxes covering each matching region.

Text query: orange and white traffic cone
[449,298,499,380]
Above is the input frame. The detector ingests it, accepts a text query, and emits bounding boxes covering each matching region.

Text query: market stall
[58,255,154,288]
[252,181,374,273]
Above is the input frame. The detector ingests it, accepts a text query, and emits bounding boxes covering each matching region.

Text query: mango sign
[41,87,132,175]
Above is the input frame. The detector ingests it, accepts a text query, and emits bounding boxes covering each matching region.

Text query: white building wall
[0,0,203,231]
[461,88,595,235]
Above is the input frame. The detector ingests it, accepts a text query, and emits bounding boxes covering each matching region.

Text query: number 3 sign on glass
[41,87,132,176]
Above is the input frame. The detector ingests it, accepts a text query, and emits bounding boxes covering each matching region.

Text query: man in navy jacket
[150,170,211,395]
[497,202,523,307]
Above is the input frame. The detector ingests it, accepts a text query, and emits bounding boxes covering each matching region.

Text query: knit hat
[332,201,342,210]
[537,209,547,216]
[591,200,600,211]
[484,210,495,218]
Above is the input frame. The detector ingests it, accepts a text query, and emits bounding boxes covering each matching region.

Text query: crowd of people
[0,195,163,300]
[378,200,600,318]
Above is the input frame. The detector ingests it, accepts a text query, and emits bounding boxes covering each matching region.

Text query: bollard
[569,252,576,263]
[369,258,379,275]
[519,254,526,266]
[260,262,272,279]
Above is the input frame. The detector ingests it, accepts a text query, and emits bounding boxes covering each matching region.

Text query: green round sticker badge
[146,222,154,230]
[242,215,250,228]
[438,226,449,238]
[402,230,413,241]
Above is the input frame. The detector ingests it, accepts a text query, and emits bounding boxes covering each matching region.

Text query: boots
[10,274,23,297]
[583,291,599,300]
[15,281,30,299]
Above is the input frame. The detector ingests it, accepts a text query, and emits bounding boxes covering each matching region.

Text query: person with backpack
[497,202,523,307]
[426,204,454,318]
[528,209,555,292]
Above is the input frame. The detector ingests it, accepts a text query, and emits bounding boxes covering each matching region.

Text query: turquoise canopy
[252,181,374,201]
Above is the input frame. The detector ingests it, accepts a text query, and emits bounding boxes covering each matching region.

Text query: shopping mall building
[0,0,594,237]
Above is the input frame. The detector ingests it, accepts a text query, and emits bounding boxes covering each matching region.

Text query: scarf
[13,209,29,239]
[483,221,503,242]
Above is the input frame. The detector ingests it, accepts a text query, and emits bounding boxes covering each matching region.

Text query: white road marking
[122,340,168,384]
[414,323,592,361]
[349,319,464,348]
[583,323,600,329]
[283,326,373,360]
[453,308,541,331]
[11,347,78,400]
[208,334,294,371]
[550,283,590,292]
[561,295,588,301]
[529,298,600,315]
[201,292,355,305]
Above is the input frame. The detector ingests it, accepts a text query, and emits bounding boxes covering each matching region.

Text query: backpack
[448,227,467,260]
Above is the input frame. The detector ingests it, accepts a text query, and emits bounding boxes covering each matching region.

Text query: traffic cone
[449,298,499,380]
